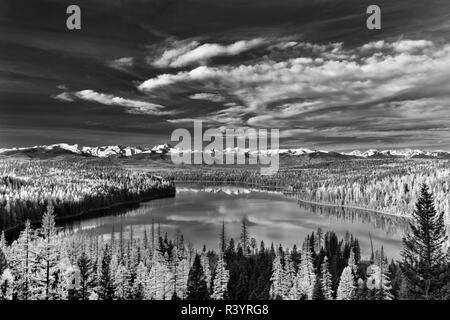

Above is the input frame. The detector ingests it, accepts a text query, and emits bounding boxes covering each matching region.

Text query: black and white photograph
[0,0,450,308]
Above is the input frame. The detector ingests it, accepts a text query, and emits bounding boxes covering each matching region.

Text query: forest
[0,184,448,300]
[0,160,175,232]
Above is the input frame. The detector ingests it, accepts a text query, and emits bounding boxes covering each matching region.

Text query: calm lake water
[61,184,410,260]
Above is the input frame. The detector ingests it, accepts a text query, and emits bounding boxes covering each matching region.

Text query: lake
[61,184,410,260]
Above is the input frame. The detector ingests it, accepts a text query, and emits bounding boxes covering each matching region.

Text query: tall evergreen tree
[269,252,284,299]
[36,204,59,300]
[0,249,6,275]
[240,218,250,256]
[220,221,227,253]
[77,250,94,300]
[320,256,333,300]
[0,268,14,300]
[400,184,448,299]
[98,245,115,300]
[200,252,212,290]
[336,266,355,300]
[186,254,209,300]
[211,254,229,300]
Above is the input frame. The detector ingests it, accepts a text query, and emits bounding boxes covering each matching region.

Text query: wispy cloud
[53,90,174,115]
[52,92,74,102]
[189,93,226,103]
[150,38,264,68]
[108,57,134,70]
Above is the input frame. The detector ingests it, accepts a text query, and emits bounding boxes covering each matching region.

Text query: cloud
[73,90,173,115]
[52,92,74,102]
[139,39,450,148]
[189,93,226,103]
[151,38,264,68]
[108,57,134,70]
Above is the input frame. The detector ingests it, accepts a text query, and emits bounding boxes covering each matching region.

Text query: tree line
[0,160,175,232]
[0,184,448,300]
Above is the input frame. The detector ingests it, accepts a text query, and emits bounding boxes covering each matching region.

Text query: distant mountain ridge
[1,143,450,160]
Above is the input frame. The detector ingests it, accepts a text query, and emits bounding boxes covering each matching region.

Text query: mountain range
[1,143,450,160]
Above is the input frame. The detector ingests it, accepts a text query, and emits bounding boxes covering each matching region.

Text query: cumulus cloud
[151,39,264,68]
[139,39,450,148]
[73,90,173,115]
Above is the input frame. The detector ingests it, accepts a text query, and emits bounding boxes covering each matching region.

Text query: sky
[1,0,450,151]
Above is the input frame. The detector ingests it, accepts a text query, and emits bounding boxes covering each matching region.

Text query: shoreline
[3,189,176,241]
[173,180,413,221]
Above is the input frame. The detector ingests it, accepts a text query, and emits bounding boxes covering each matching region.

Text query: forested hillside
[0,160,175,232]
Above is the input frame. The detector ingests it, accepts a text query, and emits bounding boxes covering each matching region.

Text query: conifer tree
[77,250,95,300]
[220,221,227,253]
[372,247,393,300]
[132,262,147,300]
[320,256,333,300]
[295,247,316,300]
[200,252,212,290]
[281,251,294,299]
[114,264,131,299]
[98,245,115,300]
[0,268,14,300]
[0,248,6,275]
[240,218,250,256]
[336,266,355,300]
[37,204,59,300]
[211,254,229,300]
[9,220,35,299]
[269,252,284,299]
[186,254,209,300]
[0,232,7,263]
[400,184,448,299]
[147,250,172,300]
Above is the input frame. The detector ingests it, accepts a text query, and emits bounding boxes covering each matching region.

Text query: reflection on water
[61,184,411,260]
[295,200,410,237]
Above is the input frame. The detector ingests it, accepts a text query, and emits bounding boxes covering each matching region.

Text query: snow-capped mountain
[1,143,449,160]
[343,148,450,159]
[81,145,145,158]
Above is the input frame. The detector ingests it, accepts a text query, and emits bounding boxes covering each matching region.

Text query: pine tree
[281,251,294,299]
[8,220,35,300]
[211,254,229,300]
[320,256,333,300]
[0,232,7,263]
[200,252,212,290]
[114,264,131,299]
[37,204,59,300]
[186,254,209,300]
[132,262,147,300]
[291,247,316,300]
[171,247,189,299]
[0,248,6,275]
[98,245,115,300]
[400,184,448,299]
[269,252,284,299]
[336,266,355,300]
[371,247,393,300]
[0,268,14,300]
[240,218,250,256]
[77,250,95,300]
[147,250,172,300]
[220,221,227,253]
